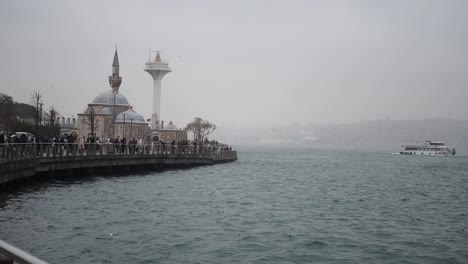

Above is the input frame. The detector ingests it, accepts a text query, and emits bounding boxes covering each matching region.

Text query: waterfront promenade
[0,143,237,186]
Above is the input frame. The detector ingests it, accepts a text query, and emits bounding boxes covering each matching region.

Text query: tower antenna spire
[152,50,163,63]
[144,50,171,131]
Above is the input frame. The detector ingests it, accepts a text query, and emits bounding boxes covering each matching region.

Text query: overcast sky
[1,0,467,128]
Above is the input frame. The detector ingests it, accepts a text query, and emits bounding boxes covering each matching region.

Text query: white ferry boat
[400,141,456,156]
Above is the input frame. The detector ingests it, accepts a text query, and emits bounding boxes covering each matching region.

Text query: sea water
[1,147,467,263]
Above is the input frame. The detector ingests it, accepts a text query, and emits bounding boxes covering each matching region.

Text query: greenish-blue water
[1,147,468,263]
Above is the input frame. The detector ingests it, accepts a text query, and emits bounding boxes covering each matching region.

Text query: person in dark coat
[0,134,4,155]
[121,137,126,154]
[67,134,75,154]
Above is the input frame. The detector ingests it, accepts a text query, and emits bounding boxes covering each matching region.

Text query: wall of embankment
[0,151,237,187]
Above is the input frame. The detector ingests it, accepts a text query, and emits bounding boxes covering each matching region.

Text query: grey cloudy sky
[1,0,467,128]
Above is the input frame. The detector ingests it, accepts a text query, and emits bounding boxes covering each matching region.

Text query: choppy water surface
[1,147,468,263]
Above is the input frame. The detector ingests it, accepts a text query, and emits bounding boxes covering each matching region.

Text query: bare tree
[31,91,43,132]
[0,93,15,132]
[186,117,217,142]
[42,106,61,138]
[44,105,60,126]
[84,106,97,138]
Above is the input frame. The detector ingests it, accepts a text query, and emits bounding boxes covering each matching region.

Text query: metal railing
[0,239,49,264]
[0,143,236,163]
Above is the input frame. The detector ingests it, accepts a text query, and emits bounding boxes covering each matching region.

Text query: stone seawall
[0,149,237,186]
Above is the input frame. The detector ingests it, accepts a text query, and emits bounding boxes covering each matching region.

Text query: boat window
[405,147,418,150]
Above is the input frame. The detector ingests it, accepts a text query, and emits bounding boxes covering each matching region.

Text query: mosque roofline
[114,120,148,124]
[87,103,129,106]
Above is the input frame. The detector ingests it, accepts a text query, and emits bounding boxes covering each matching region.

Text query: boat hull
[399,151,454,156]
[400,141,456,156]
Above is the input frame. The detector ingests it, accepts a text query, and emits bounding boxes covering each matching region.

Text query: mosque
[77,49,187,142]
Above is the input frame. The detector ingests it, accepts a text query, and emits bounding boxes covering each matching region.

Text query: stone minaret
[109,48,122,92]
[144,51,171,130]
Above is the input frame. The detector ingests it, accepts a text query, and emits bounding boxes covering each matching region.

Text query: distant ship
[400,141,456,156]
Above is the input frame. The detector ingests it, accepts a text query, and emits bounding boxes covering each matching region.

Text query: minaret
[109,48,122,92]
[144,51,171,130]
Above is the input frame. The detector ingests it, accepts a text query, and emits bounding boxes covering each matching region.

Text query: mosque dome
[91,90,129,106]
[115,108,147,124]
[99,107,113,115]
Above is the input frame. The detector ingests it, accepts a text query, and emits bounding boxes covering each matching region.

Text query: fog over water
[1,0,467,129]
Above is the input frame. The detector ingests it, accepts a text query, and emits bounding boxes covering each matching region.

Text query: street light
[112,90,117,138]
[122,113,126,138]
[39,102,43,125]
[130,118,133,139]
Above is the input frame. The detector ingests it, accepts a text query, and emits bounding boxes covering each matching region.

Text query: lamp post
[122,113,126,138]
[112,90,117,138]
[130,118,133,139]
[38,102,43,134]
[39,103,43,124]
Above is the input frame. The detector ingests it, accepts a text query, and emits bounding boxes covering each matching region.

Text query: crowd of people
[0,132,232,155]
[0,132,141,146]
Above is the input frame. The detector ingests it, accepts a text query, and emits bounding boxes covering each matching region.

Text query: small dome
[91,90,129,106]
[99,107,113,115]
[115,108,147,124]
[164,121,177,130]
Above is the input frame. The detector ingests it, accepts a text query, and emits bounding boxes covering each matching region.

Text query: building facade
[113,107,149,140]
[157,121,188,143]
[77,49,149,141]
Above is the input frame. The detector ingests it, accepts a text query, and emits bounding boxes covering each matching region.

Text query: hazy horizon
[1,0,467,129]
